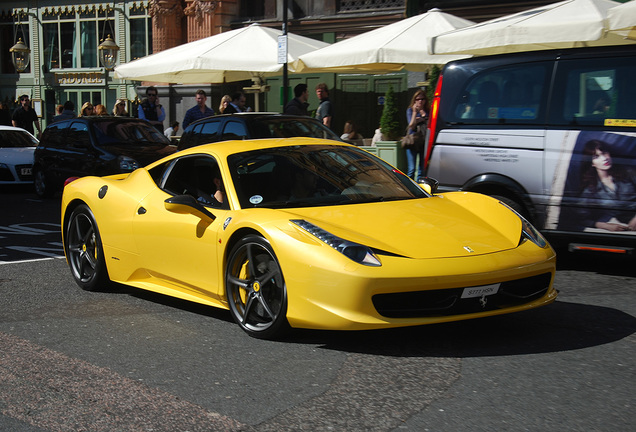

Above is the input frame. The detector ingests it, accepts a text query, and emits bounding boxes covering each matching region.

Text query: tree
[426,65,441,110]
[379,85,400,141]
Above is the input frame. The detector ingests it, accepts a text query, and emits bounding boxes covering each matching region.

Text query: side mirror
[418,177,439,195]
[165,194,216,221]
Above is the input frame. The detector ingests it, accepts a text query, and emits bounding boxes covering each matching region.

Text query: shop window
[41,6,116,71]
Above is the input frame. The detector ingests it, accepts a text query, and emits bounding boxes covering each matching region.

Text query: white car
[0,125,39,185]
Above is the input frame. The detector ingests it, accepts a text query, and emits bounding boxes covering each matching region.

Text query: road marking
[0,256,65,265]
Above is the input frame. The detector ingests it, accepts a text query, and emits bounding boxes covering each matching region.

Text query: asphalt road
[1,187,635,431]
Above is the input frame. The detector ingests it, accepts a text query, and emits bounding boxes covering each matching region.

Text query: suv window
[221,120,248,140]
[68,121,90,148]
[449,63,549,124]
[41,121,68,148]
[549,56,636,126]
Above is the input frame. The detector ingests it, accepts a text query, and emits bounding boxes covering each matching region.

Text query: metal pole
[282,0,289,107]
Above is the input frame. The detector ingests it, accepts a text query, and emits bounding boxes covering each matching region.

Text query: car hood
[280,192,523,259]
[100,143,176,166]
[0,147,36,165]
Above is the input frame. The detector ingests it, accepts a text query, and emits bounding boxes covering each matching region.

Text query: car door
[132,154,230,301]
[61,120,100,180]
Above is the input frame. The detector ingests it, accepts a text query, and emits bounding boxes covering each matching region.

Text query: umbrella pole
[282,0,289,107]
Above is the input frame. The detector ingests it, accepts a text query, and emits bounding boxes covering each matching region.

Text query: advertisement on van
[547,130,636,236]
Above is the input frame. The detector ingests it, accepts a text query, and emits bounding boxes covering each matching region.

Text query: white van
[426,45,636,254]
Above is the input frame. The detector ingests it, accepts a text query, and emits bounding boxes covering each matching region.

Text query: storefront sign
[55,72,104,85]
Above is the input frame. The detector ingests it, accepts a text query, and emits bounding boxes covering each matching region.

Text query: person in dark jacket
[52,101,76,122]
[283,84,309,116]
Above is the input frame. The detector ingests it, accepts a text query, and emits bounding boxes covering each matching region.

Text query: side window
[450,63,549,124]
[42,122,68,148]
[162,155,227,208]
[221,120,248,140]
[68,122,90,149]
[200,120,221,142]
[550,56,636,126]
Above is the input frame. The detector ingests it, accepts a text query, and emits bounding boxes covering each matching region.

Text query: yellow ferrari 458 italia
[61,138,557,339]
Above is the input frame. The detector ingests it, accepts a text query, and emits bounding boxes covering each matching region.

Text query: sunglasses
[148,93,157,97]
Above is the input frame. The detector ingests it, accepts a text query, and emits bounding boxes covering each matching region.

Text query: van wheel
[492,195,527,218]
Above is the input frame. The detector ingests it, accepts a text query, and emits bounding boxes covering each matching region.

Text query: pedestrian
[340,120,363,141]
[405,89,428,182]
[315,83,333,128]
[79,102,94,117]
[113,98,128,116]
[0,101,12,126]
[164,121,179,138]
[12,94,42,137]
[219,95,232,114]
[56,104,64,116]
[94,104,109,116]
[283,83,309,116]
[52,101,76,122]
[182,89,215,130]
[224,92,246,114]
[138,86,166,130]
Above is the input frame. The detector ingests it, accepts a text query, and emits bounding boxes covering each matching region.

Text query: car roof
[0,125,39,139]
[186,112,321,128]
[156,137,354,161]
[45,116,157,130]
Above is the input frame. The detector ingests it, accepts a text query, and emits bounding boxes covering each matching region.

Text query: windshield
[228,145,427,209]
[249,117,341,141]
[92,120,170,146]
[0,130,38,148]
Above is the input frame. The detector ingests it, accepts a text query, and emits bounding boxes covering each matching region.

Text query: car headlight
[520,216,547,248]
[291,219,382,267]
[498,201,547,248]
[118,155,139,172]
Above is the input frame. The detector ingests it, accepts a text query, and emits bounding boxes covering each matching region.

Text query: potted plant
[375,85,406,171]
[379,85,401,141]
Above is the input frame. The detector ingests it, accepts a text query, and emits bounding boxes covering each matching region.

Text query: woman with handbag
[404,90,428,181]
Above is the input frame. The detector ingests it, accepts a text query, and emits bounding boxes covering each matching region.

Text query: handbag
[402,125,424,150]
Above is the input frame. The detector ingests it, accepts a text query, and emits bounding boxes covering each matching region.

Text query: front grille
[16,164,33,181]
[372,273,552,318]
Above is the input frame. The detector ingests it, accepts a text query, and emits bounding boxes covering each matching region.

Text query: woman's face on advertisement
[592,149,612,171]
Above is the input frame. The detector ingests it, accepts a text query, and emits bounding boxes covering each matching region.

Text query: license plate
[21,167,32,175]
[461,283,500,299]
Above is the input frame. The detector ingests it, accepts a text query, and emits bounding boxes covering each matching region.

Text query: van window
[449,64,549,124]
[549,56,636,126]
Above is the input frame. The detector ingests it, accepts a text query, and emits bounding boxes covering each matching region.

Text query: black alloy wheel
[225,235,289,339]
[66,204,110,291]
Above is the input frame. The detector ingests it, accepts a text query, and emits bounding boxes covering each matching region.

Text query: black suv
[178,113,341,151]
[34,116,176,197]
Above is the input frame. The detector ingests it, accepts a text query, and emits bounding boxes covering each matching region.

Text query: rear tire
[65,204,110,291]
[34,168,55,198]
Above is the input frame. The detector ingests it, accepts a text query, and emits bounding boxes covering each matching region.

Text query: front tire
[65,204,110,291]
[225,235,289,339]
